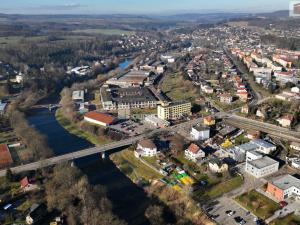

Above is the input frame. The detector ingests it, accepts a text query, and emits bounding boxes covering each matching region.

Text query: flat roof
[248,156,278,169]
[72,90,84,100]
[193,125,210,132]
[101,87,158,104]
[270,174,300,191]
[251,139,275,149]
[238,142,257,152]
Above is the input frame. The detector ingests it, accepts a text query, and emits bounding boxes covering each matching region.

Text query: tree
[5,169,14,182]
[145,205,165,225]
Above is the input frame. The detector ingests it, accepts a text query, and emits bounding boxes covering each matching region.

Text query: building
[72,90,85,103]
[84,111,116,127]
[0,101,7,115]
[245,156,279,178]
[185,143,205,162]
[26,204,47,225]
[0,144,13,167]
[241,105,249,114]
[251,139,276,154]
[157,101,192,120]
[277,114,294,128]
[203,115,216,126]
[134,139,157,158]
[219,93,233,104]
[291,159,300,169]
[106,70,150,88]
[144,115,170,128]
[16,72,24,83]
[100,87,159,110]
[290,142,300,151]
[67,66,91,76]
[190,125,210,141]
[247,130,260,140]
[208,158,228,173]
[246,151,263,162]
[266,175,300,201]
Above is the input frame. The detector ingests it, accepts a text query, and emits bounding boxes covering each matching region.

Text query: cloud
[35,3,87,11]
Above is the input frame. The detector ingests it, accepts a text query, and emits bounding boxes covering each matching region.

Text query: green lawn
[110,149,162,181]
[72,28,135,36]
[205,175,244,198]
[270,213,300,225]
[235,190,280,219]
[55,109,111,146]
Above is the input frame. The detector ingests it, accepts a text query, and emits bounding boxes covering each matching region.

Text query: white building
[134,139,157,158]
[185,143,205,162]
[72,90,85,103]
[83,111,116,127]
[144,115,170,128]
[291,159,300,169]
[190,125,210,141]
[245,156,279,178]
[290,142,300,151]
[246,151,263,162]
[251,139,277,154]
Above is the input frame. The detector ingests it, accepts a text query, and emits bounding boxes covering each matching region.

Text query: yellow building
[203,115,216,126]
[157,101,192,120]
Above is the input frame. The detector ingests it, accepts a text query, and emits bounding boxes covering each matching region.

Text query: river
[25,59,150,225]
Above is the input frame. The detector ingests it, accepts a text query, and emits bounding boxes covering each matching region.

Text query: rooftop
[0,144,13,166]
[84,111,115,125]
[251,139,276,149]
[187,143,200,154]
[270,174,300,191]
[247,156,278,169]
[138,139,156,149]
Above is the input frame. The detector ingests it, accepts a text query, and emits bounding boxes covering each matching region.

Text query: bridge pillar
[101,152,106,159]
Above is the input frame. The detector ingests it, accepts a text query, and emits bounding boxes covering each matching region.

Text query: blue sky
[1,0,290,14]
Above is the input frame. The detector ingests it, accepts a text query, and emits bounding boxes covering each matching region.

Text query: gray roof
[251,139,275,149]
[270,174,300,191]
[193,125,210,132]
[247,156,278,169]
[237,142,257,152]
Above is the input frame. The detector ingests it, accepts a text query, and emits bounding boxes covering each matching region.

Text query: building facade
[157,101,192,120]
[245,156,279,178]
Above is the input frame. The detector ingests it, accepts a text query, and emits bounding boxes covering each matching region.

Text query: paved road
[223,114,300,142]
[0,117,203,177]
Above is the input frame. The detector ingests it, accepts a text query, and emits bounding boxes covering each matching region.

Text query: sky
[0,0,291,15]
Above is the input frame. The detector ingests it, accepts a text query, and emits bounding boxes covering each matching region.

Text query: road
[0,117,203,177]
[222,114,300,142]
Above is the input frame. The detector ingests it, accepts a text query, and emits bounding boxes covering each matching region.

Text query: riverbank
[55,109,112,146]
[110,149,215,225]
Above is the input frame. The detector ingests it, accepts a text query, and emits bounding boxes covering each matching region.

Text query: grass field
[110,149,163,181]
[235,190,280,219]
[206,175,244,199]
[270,213,300,225]
[161,72,200,102]
[55,109,111,146]
[72,28,135,36]
[0,36,47,46]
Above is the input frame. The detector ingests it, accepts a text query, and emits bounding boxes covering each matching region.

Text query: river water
[25,59,150,225]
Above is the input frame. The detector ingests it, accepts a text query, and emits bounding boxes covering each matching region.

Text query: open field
[235,190,280,219]
[205,175,244,199]
[161,72,200,102]
[110,149,163,181]
[270,213,300,225]
[72,28,135,36]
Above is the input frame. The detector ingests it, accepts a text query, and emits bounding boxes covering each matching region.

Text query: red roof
[0,144,13,166]
[188,143,200,154]
[20,177,29,188]
[204,115,215,122]
[84,112,115,125]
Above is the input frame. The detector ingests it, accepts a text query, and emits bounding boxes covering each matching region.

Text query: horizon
[0,0,290,15]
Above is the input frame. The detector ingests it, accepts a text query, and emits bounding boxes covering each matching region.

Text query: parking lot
[110,120,153,136]
[208,197,257,225]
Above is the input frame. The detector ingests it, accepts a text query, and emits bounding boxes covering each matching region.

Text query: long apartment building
[157,101,192,120]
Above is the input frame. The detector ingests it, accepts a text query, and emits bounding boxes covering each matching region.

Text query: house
[247,130,260,140]
[219,93,233,104]
[256,109,266,119]
[185,143,205,162]
[290,142,300,151]
[208,158,228,173]
[0,144,13,167]
[72,90,85,103]
[134,139,157,158]
[241,105,249,114]
[190,125,210,141]
[16,72,24,83]
[246,151,263,162]
[266,174,300,201]
[84,111,116,127]
[203,115,215,126]
[0,101,7,115]
[20,177,38,192]
[245,156,279,178]
[291,159,300,169]
[26,203,47,225]
[277,114,294,127]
